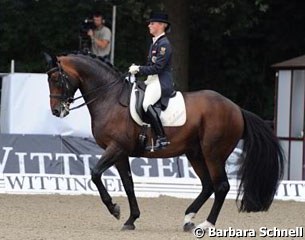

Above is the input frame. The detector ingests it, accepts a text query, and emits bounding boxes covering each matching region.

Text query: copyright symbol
[193,227,205,238]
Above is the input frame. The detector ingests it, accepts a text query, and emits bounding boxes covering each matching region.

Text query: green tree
[2,0,305,119]
[188,0,305,118]
[164,0,189,91]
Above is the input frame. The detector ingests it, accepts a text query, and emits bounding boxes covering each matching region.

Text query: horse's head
[46,55,79,118]
[45,52,124,118]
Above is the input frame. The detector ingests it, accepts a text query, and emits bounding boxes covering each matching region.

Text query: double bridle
[47,62,124,111]
[47,64,75,103]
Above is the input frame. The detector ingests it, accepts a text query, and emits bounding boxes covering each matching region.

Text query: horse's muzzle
[52,103,70,118]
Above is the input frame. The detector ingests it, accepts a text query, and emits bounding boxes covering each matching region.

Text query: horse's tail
[237,109,285,212]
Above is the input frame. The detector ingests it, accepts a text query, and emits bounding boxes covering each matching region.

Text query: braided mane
[58,50,122,76]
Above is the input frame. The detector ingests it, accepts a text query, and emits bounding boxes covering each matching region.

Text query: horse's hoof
[121,224,136,231]
[112,204,120,220]
[183,222,195,232]
[197,220,215,230]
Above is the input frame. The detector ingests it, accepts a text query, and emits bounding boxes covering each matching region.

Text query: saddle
[134,81,176,121]
[129,81,186,127]
[120,76,186,152]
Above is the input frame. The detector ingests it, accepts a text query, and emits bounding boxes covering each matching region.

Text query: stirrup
[156,136,170,148]
[145,137,170,152]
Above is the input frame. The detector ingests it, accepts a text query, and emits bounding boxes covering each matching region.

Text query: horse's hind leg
[115,158,140,231]
[183,147,214,232]
[197,144,231,229]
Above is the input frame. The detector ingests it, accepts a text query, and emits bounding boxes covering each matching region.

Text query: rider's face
[148,22,166,36]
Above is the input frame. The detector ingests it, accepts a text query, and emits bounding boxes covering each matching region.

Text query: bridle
[47,61,125,111]
[47,64,75,103]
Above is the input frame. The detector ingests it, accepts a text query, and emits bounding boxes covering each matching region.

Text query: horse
[45,52,284,232]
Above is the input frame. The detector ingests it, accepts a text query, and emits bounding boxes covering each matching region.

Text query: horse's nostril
[52,109,60,116]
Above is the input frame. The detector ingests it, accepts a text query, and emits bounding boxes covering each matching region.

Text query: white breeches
[142,75,161,112]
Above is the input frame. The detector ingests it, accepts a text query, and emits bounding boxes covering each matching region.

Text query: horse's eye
[54,79,62,87]
[48,77,55,83]
[49,75,60,86]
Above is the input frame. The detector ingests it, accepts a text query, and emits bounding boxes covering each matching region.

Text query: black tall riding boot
[146,105,170,149]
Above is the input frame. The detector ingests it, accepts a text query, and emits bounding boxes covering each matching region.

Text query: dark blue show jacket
[139,35,174,97]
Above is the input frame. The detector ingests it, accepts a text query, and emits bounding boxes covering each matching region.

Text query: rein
[69,77,123,110]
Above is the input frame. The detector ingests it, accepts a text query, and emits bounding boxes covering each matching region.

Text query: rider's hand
[129,65,140,75]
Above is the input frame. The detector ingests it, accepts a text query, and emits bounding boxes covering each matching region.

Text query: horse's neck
[78,73,123,118]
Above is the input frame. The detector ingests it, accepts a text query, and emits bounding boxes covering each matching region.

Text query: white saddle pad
[129,83,186,127]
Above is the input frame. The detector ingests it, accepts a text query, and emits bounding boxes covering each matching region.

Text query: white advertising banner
[0,73,93,137]
[0,134,304,201]
[0,174,304,202]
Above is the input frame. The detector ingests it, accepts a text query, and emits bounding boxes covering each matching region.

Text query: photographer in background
[87,11,111,58]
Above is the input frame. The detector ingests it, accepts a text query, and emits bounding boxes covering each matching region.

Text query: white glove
[129,65,140,75]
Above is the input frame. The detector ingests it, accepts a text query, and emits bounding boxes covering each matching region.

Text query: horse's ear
[42,52,57,69]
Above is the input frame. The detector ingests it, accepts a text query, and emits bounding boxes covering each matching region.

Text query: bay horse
[45,53,284,231]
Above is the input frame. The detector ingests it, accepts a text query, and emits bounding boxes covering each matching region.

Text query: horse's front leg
[91,143,126,220]
[115,158,140,230]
